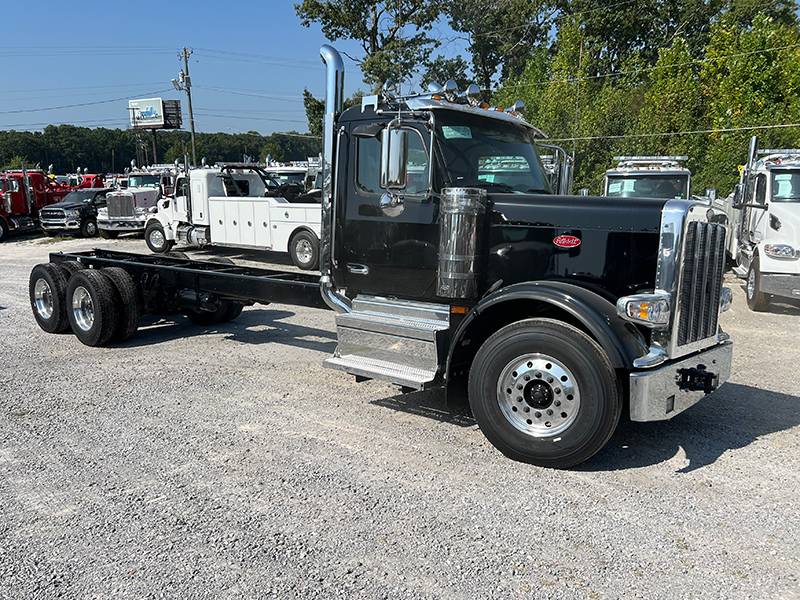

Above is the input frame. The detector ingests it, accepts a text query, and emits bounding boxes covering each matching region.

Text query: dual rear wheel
[30,260,246,346]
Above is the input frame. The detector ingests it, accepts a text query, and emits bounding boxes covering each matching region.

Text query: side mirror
[579,188,589,196]
[706,188,717,203]
[380,125,408,190]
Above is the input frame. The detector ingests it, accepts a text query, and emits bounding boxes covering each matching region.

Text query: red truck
[0,168,76,242]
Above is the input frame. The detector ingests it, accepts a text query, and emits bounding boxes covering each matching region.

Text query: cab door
[336,120,438,299]
[741,173,768,249]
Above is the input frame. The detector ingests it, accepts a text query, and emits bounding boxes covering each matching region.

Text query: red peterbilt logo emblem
[553,234,581,248]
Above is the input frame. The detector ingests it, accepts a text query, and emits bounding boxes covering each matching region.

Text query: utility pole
[173,47,197,166]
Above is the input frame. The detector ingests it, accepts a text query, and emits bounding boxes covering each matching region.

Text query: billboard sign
[129,98,182,129]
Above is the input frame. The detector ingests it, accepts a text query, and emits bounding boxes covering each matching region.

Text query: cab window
[355,128,429,196]
[754,174,767,204]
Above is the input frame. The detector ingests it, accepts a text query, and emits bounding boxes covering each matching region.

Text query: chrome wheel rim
[496,353,581,438]
[747,269,755,298]
[150,228,165,250]
[33,278,54,319]
[296,239,313,264]
[71,286,94,332]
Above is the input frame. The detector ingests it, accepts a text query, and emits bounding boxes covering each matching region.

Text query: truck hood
[486,194,667,301]
[490,194,666,233]
[44,199,86,210]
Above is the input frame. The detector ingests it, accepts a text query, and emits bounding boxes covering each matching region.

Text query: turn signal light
[616,293,671,328]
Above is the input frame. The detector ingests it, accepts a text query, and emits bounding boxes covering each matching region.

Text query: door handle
[347,263,369,275]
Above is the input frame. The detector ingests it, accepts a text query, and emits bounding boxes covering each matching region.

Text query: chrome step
[324,295,450,388]
[732,265,747,278]
[323,355,436,390]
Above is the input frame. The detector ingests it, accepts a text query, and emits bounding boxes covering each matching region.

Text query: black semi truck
[28,45,733,468]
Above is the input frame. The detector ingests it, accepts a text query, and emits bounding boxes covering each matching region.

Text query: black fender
[445,281,648,377]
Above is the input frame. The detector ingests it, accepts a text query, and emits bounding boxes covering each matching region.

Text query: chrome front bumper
[629,342,732,422]
[41,219,79,230]
[98,219,146,231]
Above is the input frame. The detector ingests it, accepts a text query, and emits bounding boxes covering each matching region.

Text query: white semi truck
[604,156,692,199]
[97,167,177,238]
[143,163,322,270]
[718,137,800,310]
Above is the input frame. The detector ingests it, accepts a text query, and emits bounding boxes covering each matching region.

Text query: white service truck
[144,163,322,270]
[717,137,800,310]
[604,156,692,199]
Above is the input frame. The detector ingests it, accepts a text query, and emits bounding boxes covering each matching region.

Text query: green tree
[421,56,470,90]
[295,0,441,87]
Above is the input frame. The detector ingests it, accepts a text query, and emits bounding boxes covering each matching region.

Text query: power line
[0,118,131,130]
[194,47,319,65]
[194,112,308,124]
[546,122,800,143]
[0,89,175,115]
[194,86,303,103]
[510,42,800,90]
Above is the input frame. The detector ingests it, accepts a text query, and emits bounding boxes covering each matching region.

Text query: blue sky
[0,1,466,135]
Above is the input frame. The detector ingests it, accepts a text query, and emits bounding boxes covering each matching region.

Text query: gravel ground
[1,234,799,599]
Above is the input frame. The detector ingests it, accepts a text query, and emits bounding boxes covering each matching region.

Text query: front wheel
[145,222,174,254]
[0,218,8,242]
[468,318,621,469]
[746,257,770,311]
[80,219,98,237]
[289,230,319,270]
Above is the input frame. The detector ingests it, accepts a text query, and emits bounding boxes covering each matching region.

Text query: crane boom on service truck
[28,45,733,468]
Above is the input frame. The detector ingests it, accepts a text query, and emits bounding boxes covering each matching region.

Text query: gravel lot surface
[1,234,799,599]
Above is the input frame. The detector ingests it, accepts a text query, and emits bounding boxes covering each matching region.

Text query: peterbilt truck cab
[97,168,175,238]
[604,156,692,199]
[144,164,322,269]
[724,137,800,310]
[29,45,733,468]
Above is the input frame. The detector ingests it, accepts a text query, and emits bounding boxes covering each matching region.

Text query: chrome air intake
[319,44,351,313]
[437,187,487,299]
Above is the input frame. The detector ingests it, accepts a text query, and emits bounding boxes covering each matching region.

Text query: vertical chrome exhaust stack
[319,44,351,313]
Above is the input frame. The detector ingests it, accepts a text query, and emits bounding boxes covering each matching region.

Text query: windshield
[62,191,96,203]
[771,171,800,202]
[268,172,305,186]
[435,111,551,194]
[128,174,161,188]
[606,174,689,199]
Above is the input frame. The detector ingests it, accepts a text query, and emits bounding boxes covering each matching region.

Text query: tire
[289,230,319,270]
[145,221,174,254]
[29,263,70,333]
[0,218,8,243]
[66,269,121,347]
[746,257,770,311]
[99,229,119,239]
[101,267,141,341]
[468,318,622,469]
[57,260,85,279]
[80,219,98,238]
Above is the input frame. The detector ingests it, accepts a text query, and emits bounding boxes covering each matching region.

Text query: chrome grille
[677,221,726,346]
[108,195,135,218]
[40,208,65,220]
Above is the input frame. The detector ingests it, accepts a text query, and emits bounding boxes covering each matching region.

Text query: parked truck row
[28,45,734,468]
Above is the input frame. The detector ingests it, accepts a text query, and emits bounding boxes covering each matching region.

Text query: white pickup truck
[144,163,322,269]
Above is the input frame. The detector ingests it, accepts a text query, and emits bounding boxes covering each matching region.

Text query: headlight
[134,206,147,215]
[616,292,671,327]
[764,244,797,259]
[65,209,80,218]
